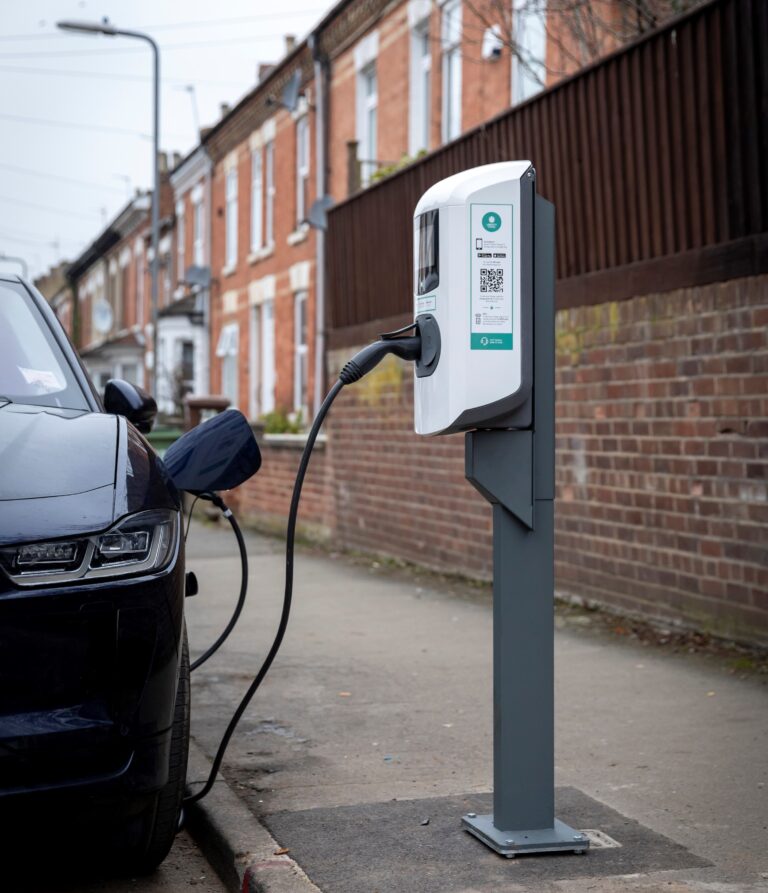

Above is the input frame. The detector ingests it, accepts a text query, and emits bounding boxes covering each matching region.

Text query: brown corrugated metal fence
[326,0,768,342]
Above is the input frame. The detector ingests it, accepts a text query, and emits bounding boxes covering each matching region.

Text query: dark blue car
[0,274,188,871]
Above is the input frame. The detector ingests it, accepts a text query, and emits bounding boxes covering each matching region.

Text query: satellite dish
[93,299,113,335]
[185,265,211,288]
[281,69,303,112]
[306,195,335,230]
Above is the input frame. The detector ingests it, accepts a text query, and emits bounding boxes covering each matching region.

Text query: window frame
[251,147,263,252]
[441,0,462,143]
[295,115,310,227]
[176,199,185,284]
[192,196,204,267]
[265,141,276,248]
[409,18,432,155]
[511,0,548,105]
[293,291,309,418]
[136,250,144,328]
[225,167,238,269]
[261,299,275,415]
[216,321,239,407]
[357,62,378,186]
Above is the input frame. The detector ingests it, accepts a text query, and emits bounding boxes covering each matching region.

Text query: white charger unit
[413,161,535,436]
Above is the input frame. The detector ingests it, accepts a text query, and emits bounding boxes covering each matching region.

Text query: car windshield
[0,280,89,411]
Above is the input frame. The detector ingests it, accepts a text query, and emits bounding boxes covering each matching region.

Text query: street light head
[57,19,118,36]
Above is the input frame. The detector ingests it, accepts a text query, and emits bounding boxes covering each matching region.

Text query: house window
[109,262,122,327]
[357,63,378,185]
[409,19,431,155]
[193,196,204,266]
[251,148,263,252]
[180,340,194,386]
[176,199,185,284]
[216,322,239,407]
[293,291,308,418]
[261,299,275,415]
[511,0,547,105]
[120,362,139,385]
[136,252,144,327]
[225,168,238,268]
[162,250,172,306]
[441,0,462,143]
[265,141,275,247]
[295,115,310,226]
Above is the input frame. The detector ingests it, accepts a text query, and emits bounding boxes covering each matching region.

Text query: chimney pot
[258,62,275,82]
[284,34,296,55]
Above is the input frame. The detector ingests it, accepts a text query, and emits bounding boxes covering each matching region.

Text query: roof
[192,0,390,162]
[80,330,144,358]
[158,293,203,319]
[67,194,151,282]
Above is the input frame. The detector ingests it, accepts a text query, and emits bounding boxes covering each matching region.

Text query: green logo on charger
[482,211,502,232]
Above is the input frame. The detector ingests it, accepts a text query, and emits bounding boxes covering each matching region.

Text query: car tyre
[118,625,190,874]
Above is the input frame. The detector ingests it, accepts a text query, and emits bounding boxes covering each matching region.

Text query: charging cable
[184,329,421,807]
[189,492,248,673]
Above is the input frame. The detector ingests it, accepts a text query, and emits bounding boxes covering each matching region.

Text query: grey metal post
[148,34,160,397]
[0,254,28,278]
[462,194,588,857]
[56,20,160,393]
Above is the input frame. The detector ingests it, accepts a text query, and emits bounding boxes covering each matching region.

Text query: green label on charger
[471,333,512,350]
[470,203,513,351]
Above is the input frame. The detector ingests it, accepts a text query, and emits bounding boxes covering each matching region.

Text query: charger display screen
[415,210,439,296]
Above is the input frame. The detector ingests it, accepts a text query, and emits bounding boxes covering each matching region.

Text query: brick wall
[326,353,492,575]
[237,436,334,541]
[235,274,768,644]
[554,276,768,643]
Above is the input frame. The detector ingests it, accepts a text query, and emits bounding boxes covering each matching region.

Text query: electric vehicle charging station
[171,160,589,864]
[413,162,589,857]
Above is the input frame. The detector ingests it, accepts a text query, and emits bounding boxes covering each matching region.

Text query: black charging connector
[339,334,422,384]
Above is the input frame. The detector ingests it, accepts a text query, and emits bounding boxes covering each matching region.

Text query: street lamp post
[0,254,29,278]
[57,19,161,394]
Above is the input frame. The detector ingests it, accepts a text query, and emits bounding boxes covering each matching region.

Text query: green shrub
[261,409,304,434]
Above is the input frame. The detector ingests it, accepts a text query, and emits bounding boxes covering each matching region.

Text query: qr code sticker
[480,267,504,293]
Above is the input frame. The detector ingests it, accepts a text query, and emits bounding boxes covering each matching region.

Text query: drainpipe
[203,148,213,396]
[309,30,330,417]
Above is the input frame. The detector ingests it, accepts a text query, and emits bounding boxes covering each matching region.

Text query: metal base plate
[462,814,589,858]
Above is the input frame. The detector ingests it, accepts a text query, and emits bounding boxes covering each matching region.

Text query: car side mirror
[162,409,261,494]
[104,379,157,434]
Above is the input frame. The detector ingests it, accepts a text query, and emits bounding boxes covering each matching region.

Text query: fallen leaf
[274,847,290,855]
[706,691,715,697]
[338,691,352,697]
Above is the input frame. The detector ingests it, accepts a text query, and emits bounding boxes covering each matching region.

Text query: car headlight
[0,510,179,587]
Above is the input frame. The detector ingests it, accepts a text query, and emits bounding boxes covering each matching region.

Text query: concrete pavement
[184,518,768,892]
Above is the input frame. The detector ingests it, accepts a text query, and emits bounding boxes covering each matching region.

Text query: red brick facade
[42,0,766,645]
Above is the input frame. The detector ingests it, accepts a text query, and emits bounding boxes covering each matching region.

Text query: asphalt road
[6,831,226,893]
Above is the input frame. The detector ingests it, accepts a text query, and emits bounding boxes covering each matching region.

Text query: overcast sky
[0,0,327,280]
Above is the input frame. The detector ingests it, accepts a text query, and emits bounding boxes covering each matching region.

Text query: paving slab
[263,787,709,893]
[184,520,768,892]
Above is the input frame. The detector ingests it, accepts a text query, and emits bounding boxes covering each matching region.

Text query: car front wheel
[117,625,190,874]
